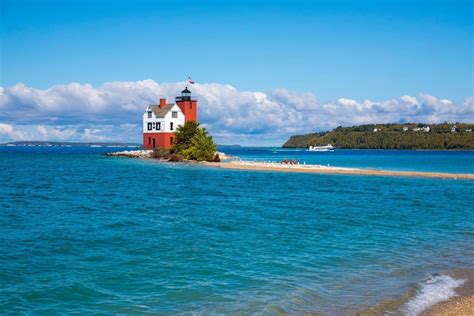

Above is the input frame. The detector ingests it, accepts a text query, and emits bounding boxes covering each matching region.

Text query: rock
[216,151,231,160]
[105,150,152,158]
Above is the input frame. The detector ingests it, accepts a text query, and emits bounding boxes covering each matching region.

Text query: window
[147,123,152,131]
[147,111,152,118]
[156,122,161,130]
[172,111,178,118]
[170,122,174,130]
[148,137,151,145]
[189,103,192,109]
[170,136,174,144]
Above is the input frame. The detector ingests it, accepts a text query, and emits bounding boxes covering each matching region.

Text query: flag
[187,76,195,84]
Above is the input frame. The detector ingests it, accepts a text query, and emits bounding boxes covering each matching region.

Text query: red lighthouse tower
[175,87,197,123]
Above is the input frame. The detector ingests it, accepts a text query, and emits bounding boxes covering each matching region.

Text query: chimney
[159,98,166,109]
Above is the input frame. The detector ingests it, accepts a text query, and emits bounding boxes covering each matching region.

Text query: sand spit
[106,150,473,179]
[207,160,474,180]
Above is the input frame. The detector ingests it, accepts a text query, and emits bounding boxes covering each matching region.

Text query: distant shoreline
[283,123,474,150]
[0,141,141,147]
[2,142,474,151]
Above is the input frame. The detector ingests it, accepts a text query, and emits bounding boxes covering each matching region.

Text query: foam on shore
[403,274,465,316]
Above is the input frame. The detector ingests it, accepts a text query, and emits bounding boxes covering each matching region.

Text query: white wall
[143,104,185,133]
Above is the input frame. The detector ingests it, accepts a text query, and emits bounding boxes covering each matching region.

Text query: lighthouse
[175,87,197,123]
[142,87,197,149]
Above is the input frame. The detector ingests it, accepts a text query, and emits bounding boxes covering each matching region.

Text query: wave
[402,274,465,316]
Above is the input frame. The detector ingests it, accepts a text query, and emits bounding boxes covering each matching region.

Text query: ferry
[308,144,335,152]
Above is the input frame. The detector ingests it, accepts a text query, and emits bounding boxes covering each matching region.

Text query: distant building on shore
[413,126,430,133]
[143,87,197,149]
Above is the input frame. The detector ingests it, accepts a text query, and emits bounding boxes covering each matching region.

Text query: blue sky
[2,0,472,101]
[0,0,472,144]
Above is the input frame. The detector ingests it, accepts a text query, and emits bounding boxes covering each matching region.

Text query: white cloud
[0,123,29,141]
[36,125,78,140]
[0,80,472,145]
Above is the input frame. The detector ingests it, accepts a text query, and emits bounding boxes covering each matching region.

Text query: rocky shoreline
[105,149,231,161]
[105,150,153,158]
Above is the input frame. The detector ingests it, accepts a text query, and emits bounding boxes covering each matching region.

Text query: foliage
[283,123,474,150]
[171,122,218,161]
[171,121,200,154]
[180,128,217,161]
[152,148,170,159]
[167,153,183,162]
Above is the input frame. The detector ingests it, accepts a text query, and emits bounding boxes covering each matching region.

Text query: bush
[180,129,217,161]
[172,122,218,162]
[152,148,170,159]
[171,121,200,154]
[167,153,183,162]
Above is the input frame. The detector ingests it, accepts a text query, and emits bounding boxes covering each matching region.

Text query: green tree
[171,121,200,154]
[181,128,217,161]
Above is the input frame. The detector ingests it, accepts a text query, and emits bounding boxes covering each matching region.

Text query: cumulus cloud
[0,80,472,144]
[0,123,29,141]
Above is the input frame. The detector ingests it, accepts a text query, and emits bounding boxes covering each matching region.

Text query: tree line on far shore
[152,121,220,162]
[282,123,474,150]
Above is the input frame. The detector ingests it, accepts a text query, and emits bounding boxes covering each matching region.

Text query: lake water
[0,146,473,315]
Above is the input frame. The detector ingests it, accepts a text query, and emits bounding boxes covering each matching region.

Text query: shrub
[152,148,170,159]
[180,128,217,161]
[171,121,200,154]
[172,122,218,162]
[167,153,183,162]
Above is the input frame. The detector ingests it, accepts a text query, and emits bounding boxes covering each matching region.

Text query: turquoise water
[0,146,473,314]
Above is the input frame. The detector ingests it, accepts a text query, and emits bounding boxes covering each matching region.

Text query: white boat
[308,144,335,152]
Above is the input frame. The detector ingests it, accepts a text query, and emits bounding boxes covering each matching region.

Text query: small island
[107,121,223,162]
[283,123,474,150]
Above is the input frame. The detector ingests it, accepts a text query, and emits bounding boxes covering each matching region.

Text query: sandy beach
[420,296,474,316]
[208,160,474,180]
